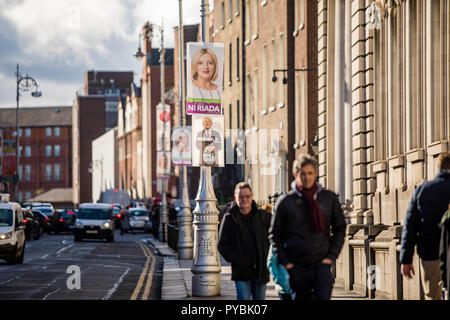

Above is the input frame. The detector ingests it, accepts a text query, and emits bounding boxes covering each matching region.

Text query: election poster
[172,127,192,166]
[191,115,224,167]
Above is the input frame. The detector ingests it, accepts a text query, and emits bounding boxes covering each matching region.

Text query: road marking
[56,243,74,255]
[42,288,60,300]
[41,254,49,259]
[130,241,151,300]
[102,267,130,300]
[0,275,22,286]
[141,257,156,300]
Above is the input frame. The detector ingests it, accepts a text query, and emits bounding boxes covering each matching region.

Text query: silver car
[123,208,152,233]
[74,203,115,242]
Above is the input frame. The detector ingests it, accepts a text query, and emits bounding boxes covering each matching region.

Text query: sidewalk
[143,237,368,300]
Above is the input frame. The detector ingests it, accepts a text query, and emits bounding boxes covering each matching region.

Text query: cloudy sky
[0,0,204,108]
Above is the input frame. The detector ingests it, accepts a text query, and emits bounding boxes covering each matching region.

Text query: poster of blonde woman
[192,115,224,167]
[172,127,192,166]
[186,42,224,115]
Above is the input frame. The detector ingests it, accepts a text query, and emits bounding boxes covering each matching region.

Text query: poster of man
[156,103,171,152]
[186,42,224,115]
[172,127,192,166]
[192,115,224,167]
[156,151,171,178]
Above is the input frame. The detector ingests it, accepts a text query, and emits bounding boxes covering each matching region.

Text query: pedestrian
[269,153,346,300]
[440,204,450,300]
[218,182,272,300]
[400,152,450,300]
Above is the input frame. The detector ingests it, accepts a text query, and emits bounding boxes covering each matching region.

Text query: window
[45,145,52,157]
[235,0,240,16]
[18,192,23,202]
[229,104,233,129]
[245,0,251,42]
[25,128,31,137]
[18,128,22,137]
[271,39,276,106]
[229,42,233,84]
[54,164,60,181]
[221,2,225,28]
[46,165,52,181]
[228,0,233,21]
[25,192,31,200]
[54,126,60,137]
[19,146,23,157]
[237,100,240,128]
[25,146,31,158]
[25,165,31,181]
[105,101,118,112]
[54,145,61,157]
[236,37,240,80]
[253,0,259,38]
[263,45,268,109]
[253,68,259,127]
[46,127,52,137]
[18,165,22,181]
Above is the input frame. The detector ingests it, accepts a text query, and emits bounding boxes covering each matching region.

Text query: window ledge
[235,12,240,17]
[406,148,425,163]
[293,29,298,37]
[252,34,259,41]
[261,0,268,6]
[261,109,268,115]
[277,102,285,109]
[244,39,251,46]
[220,25,224,30]
[372,160,387,173]
[269,106,276,112]
[388,155,404,169]
[228,18,233,24]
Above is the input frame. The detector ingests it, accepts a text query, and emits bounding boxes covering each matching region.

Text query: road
[0,230,163,300]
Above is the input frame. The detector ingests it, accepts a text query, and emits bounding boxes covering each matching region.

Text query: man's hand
[401,264,415,279]
[284,263,294,270]
[321,258,333,265]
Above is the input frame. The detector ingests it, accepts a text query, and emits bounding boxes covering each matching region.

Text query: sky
[0,0,205,108]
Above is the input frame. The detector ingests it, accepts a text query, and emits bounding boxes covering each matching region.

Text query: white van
[0,194,26,264]
[74,203,115,242]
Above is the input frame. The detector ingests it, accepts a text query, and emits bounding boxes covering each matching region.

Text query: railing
[167,223,179,252]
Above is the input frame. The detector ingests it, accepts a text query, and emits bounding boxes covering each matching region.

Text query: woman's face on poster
[196,53,216,81]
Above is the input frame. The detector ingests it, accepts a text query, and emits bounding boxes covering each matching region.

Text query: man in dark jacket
[269,154,346,300]
[400,152,450,300]
[218,182,272,300]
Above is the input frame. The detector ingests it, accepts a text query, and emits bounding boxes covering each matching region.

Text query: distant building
[0,106,72,202]
[72,70,134,205]
[92,128,118,203]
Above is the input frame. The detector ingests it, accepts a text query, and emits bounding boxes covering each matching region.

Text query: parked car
[73,203,115,242]
[31,210,50,233]
[50,209,76,234]
[0,194,26,264]
[23,209,42,240]
[32,206,55,220]
[124,208,152,233]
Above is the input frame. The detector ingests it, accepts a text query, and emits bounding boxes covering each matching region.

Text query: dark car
[31,210,50,233]
[50,209,76,234]
[23,209,42,240]
[32,206,55,219]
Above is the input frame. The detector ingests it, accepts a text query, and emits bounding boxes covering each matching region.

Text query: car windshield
[0,209,13,227]
[78,208,112,220]
[130,210,147,217]
[34,207,53,215]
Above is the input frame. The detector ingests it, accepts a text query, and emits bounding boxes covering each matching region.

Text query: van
[99,189,130,208]
[0,194,26,264]
[74,203,115,242]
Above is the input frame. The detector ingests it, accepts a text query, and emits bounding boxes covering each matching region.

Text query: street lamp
[134,22,153,61]
[15,64,41,202]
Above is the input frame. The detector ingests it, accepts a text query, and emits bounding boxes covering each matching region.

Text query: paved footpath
[144,237,369,300]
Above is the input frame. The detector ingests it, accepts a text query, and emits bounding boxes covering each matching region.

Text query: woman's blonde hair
[191,48,219,81]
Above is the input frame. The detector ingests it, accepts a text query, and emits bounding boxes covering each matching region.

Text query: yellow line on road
[130,241,151,300]
[141,253,156,300]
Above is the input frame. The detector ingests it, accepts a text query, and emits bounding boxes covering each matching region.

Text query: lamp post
[191,0,222,297]
[176,0,193,259]
[15,64,41,202]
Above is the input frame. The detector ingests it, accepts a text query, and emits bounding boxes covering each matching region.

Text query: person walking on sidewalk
[440,204,450,300]
[218,182,272,300]
[269,154,346,300]
[400,152,450,300]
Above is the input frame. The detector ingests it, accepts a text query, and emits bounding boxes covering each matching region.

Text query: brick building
[139,22,177,200]
[210,0,318,203]
[0,106,72,202]
[72,70,134,205]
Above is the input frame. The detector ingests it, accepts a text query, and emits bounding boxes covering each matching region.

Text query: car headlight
[0,232,13,240]
[102,222,111,229]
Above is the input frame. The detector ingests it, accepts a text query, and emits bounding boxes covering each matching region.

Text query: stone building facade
[318,0,449,299]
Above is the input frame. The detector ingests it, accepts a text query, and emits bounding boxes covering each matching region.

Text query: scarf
[296,182,327,233]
